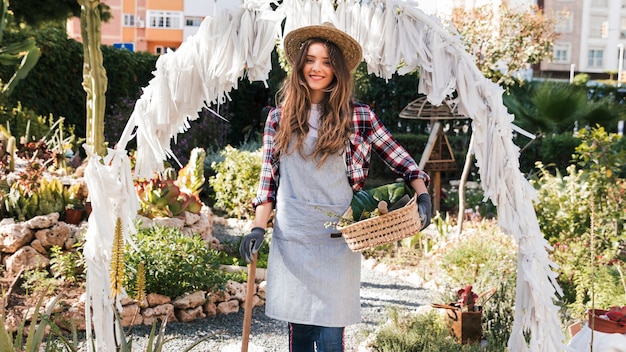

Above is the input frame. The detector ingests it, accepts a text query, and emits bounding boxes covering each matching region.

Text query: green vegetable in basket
[366,181,414,204]
[350,190,378,221]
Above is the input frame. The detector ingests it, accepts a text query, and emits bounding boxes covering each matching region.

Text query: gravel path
[126,260,436,352]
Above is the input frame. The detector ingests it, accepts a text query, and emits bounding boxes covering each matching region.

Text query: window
[155,46,176,55]
[553,43,571,63]
[590,16,607,38]
[588,49,604,67]
[123,14,135,27]
[555,10,573,33]
[147,11,183,29]
[185,16,203,27]
[621,19,626,38]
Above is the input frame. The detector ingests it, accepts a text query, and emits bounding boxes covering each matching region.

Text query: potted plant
[431,285,496,344]
[64,202,85,225]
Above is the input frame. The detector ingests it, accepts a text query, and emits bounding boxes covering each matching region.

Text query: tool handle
[241,252,257,352]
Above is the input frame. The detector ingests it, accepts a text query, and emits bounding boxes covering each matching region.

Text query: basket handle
[430,303,458,310]
[477,288,497,306]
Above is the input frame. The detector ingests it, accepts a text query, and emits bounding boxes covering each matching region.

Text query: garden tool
[241,252,257,352]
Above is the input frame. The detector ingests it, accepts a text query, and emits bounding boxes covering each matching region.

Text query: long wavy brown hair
[274,38,354,166]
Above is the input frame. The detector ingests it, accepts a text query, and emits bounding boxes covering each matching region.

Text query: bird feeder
[399,96,469,212]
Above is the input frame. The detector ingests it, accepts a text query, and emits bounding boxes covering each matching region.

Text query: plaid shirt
[252,102,430,208]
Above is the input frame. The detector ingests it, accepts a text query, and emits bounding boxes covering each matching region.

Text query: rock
[204,302,217,317]
[252,295,264,308]
[120,303,143,327]
[226,280,245,301]
[208,290,230,304]
[142,303,176,325]
[184,211,201,226]
[151,217,185,229]
[30,239,47,254]
[172,291,206,309]
[5,246,50,274]
[146,293,171,306]
[177,305,206,323]
[26,213,60,230]
[0,222,34,253]
[56,306,87,331]
[34,222,71,248]
[216,299,239,315]
[257,281,267,300]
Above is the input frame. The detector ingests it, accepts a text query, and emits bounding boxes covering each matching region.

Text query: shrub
[436,223,517,296]
[373,309,490,351]
[208,144,262,219]
[532,126,626,317]
[124,225,228,298]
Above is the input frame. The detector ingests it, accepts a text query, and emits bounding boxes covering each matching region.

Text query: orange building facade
[67,0,238,54]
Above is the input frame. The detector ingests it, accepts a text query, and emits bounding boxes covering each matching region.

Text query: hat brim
[284,25,363,72]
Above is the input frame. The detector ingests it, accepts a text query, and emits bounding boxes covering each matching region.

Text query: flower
[457,285,479,312]
[606,306,626,323]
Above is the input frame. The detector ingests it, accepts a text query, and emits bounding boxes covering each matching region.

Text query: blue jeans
[288,323,345,352]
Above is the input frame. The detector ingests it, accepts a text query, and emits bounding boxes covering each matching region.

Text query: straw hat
[283,23,363,71]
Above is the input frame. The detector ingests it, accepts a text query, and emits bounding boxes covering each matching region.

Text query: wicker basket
[338,194,421,252]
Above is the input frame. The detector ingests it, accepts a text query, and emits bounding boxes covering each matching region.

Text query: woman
[240,23,431,352]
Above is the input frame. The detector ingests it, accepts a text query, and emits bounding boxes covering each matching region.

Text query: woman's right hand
[239,227,266,263]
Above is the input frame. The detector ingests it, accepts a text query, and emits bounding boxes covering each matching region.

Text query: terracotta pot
[64,208,84,225]
[84,202,92,219]
[588,309,626,334]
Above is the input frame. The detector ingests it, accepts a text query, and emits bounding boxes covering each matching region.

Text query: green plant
[21,269,60,297]
[124,225,228,298]
[0,0,40,98]
[437,223,517,296]
[3,163,83,221]
[0,288,70,352]
[481,278,516,349]
[135,177,202,219]
[49,244,86,284]
[373,309,488,351]
[532,126,626,317]
[208,145,262,219]
[135,149,206,219]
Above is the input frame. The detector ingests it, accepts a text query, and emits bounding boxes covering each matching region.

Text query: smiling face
[302,42,335,103]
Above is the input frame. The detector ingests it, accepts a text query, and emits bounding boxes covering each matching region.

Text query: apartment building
[66,0,239,54]
[540,0,626,80]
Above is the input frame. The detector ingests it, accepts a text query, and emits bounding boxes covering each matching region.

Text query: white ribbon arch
[82,1,566,351]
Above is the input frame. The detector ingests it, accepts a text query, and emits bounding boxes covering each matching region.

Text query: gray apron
[265,132,361,327]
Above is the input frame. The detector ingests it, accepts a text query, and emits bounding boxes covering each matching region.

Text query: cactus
[78,0,107,156]
[4,165,84,221]
[6,135,15,171]
[176,148,206,197]
[135,177,203,219]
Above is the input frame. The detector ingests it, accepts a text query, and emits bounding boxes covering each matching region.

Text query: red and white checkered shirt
[252,102,430,208]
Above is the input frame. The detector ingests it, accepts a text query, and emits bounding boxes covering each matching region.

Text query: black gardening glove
[417,193,432,230]
[239,227,265,263]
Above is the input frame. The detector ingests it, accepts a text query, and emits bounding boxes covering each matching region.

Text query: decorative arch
[82,1,566,351]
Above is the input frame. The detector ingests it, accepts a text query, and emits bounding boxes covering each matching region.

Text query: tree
[449,3,558,231]
[450,3,558,87]
[8,0,110,27]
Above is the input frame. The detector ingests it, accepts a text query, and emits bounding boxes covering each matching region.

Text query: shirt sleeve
[252,108,280,208]
[368,108,430,186]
